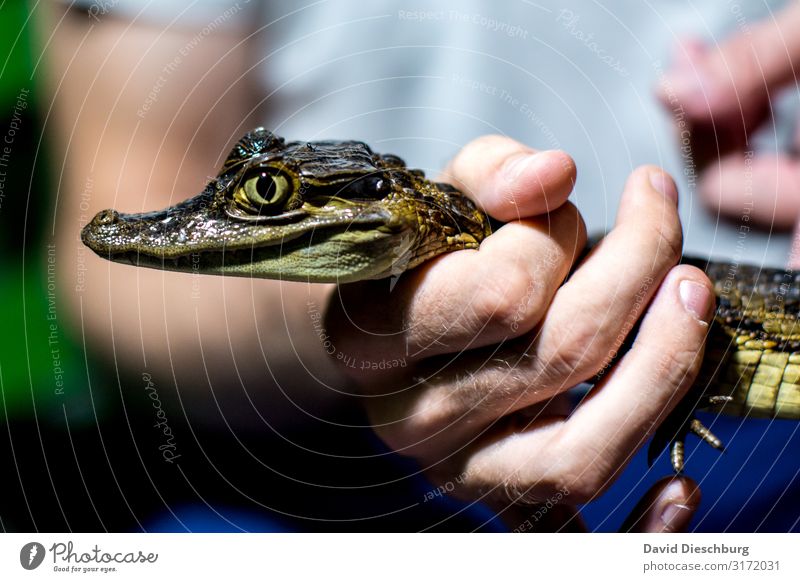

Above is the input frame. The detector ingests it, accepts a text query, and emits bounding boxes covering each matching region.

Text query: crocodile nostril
[92,209,120,226]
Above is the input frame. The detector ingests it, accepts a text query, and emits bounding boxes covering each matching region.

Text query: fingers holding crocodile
[438,134,577,221]
[325,196,586,375]
[325,135,582,373]
[363,166,688,460]
[438,266,713,507]
[533,165,684,388]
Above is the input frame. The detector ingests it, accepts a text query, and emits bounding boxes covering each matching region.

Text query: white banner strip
[1,533,797,580]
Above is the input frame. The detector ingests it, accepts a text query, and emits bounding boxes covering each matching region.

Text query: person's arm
[44,5,343,420]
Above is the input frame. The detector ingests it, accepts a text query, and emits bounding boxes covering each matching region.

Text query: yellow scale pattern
[703,314,800,419]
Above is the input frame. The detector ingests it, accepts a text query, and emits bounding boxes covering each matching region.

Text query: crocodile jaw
[80,189,417,283]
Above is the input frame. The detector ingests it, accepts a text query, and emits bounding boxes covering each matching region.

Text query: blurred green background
[0,0,92,427]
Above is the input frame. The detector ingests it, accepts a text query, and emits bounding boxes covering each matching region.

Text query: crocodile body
[81,127,800,472]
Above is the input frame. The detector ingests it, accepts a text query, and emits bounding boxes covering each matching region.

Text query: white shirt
[75,0,796,262]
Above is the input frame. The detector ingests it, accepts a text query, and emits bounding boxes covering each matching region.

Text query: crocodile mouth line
[112,246,280,270]
[101,221,398,272]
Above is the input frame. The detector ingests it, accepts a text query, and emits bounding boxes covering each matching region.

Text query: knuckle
[368,389,462,459]
[498,479,546,506]
[475,268,542,334]
[569,203,588,246]
[467,133,512,150]
[452,134,517,172]
[463,135,537,175]
[497,459,600,505]
[549,202,588,253]
[558,470,609,504]
[538,319,606,383]
[543,440,614,503]
[371,417,437,459]
[647,342,702,395]
[645,217,682,266]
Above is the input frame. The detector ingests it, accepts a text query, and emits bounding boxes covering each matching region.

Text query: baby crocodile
[81,127,800,473]
[81,128,489,283]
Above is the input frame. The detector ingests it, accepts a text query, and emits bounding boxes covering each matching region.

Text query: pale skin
[327,137,715,530]
[45,4,709,531]
[43,6,343,424]
[658,1,800,253]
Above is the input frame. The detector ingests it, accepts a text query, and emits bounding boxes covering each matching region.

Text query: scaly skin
[650,258,800,471]
[81,128,490,283]
[81,127,799,473]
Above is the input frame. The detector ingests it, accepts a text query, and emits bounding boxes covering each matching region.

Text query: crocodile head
[81,128,491,282]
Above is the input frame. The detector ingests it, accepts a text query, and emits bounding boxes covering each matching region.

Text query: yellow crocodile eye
[241,171,291,209]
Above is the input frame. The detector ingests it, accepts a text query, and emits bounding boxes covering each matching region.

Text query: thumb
[658,3,800,124]
[620,476,702,533]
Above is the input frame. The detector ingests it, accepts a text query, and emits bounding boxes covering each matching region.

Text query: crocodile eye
[240,171,291,210]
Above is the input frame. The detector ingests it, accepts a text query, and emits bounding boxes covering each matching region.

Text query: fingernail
[503,150,548,183]
[649,170,678,203]
[679,279,713,324]
[660,502,694,532]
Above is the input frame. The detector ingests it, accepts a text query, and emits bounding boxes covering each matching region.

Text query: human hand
[325,136,714,530]
[657,2,800,250]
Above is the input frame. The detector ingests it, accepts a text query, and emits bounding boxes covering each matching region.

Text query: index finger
[459,265,714,504]
[440,134,576,221]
